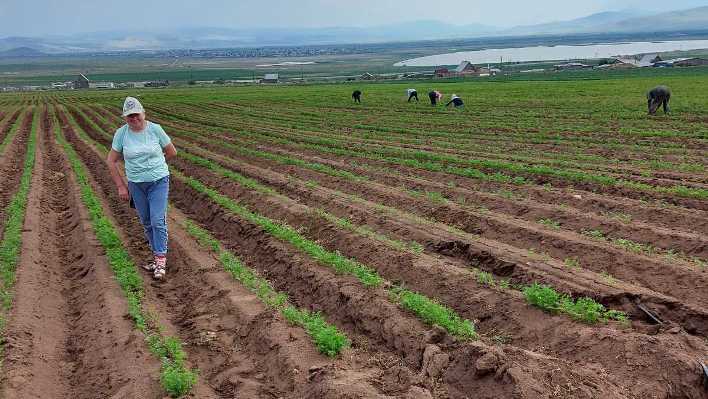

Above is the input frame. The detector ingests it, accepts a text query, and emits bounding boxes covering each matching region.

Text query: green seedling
[476,271,495,286]
[426,191,447,204]
[538,218,561,230]
[564,257,581,269]
[600,271,617,285]
[523,283,627,324]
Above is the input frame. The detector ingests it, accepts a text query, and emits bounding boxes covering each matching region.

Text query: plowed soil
[1,80,707,399]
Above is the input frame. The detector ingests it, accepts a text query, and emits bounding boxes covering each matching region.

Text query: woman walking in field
[107,96,177,280]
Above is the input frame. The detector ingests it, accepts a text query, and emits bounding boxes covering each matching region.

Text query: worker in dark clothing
[352,90,362,103]
[647,85,671,115]
[407,88,419,102]
[429,90,442,106]
[446,94,464,108]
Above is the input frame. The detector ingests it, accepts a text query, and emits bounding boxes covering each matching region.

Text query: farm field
[0,72,706,398]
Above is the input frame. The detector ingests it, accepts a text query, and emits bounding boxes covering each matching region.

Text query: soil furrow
[73,104,634,398]
[168,143,708,314]
[145,109,708,236]
[170,170,631,399]
[0,112,32,240]
[288,148,706,256]
[172,130,707,260]
[143,105,708,209]
[57,107,413,398]
[168,148,707,398]
[0,109,21,145]
[1,107,161,399]
[171,146,708,333]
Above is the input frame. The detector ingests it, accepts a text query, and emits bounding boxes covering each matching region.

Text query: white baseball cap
[122,96,145,116]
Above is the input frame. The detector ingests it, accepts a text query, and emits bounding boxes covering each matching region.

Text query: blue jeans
[128,175,169,256]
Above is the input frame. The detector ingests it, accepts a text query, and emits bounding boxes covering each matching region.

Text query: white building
[89,82,115,89]
[262,74,279,83]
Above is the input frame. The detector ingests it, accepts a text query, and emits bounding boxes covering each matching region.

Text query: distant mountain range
[500,10,646,36]
[609,6,708,32]
[1,6,708,55]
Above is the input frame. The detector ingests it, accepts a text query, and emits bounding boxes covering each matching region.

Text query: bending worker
[407,88,419,102]
[446,93,464,108]
[429,90,442,105]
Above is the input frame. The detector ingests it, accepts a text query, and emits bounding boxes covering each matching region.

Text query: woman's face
[124,112,146,131]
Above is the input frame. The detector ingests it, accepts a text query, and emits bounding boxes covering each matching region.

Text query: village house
[51,81,73,89]
[262,73,279,83]
[434,67,449,77]
[436,62,492,77]
[89,81,115,89]
[454,61,491,76]
[125,81,147,88]
[554,62,592,71]
[610,54,662,68]
[74,73,89,89]
[145,80,169,87]
[653,57,708,67]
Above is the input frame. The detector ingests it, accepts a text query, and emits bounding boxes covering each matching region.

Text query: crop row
[125,108,705,268]
[80,105,679,341]
[69,105,704,318]
[177,149,628,325]
[150,101,707,163]
[30,85,708,396]
[141,104,708,202]
[51,106,197,397]
[0,108,37,351]
[60,105,482,340]
[70,103,632,327]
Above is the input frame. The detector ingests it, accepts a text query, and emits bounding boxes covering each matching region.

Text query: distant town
[5,53,707,92]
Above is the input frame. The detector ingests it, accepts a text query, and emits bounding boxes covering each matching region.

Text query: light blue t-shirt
[111,121,171,183]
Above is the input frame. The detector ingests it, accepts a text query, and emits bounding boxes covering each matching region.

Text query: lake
[394,39,708,66]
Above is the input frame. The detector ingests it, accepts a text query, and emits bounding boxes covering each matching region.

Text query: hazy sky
[4,0,707,36]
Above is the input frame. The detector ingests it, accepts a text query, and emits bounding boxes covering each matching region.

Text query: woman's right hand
[118,186,130,201]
